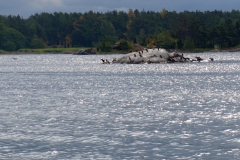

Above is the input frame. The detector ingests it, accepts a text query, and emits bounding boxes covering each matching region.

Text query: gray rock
[100,48,210,64]
[73,48,96,55]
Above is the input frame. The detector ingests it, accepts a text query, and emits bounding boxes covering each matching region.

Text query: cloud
[29,0,63,10]
[0,0,240,19]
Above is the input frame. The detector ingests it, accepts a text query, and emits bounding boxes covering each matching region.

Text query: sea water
[0,52,240,159]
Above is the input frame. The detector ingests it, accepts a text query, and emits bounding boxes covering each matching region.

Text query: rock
[100,48,211,64]
[228,48,240,52]
[113,48,170,64]
[73,48,97,55]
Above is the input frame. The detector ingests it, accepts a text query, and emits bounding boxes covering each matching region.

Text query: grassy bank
[0,50,8,54]
[17,48,125,54]
[18,47,88,53]
[1,47,239,55]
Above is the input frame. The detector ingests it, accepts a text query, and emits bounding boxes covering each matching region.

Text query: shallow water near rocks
[0,52,240,159]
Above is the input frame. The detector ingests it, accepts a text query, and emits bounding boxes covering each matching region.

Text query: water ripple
[0,52,240,159]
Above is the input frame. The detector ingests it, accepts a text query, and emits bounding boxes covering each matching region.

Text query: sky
[0,0,239,19]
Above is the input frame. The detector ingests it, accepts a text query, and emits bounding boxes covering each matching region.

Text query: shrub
[117,39,133,51]
[31,38,47,49]
[97,37,113,52]
[2,41,16,51]
[183,39,195,49]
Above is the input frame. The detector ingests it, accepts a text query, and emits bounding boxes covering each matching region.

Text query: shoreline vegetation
[1,46,240,55]
[2,10,240,55]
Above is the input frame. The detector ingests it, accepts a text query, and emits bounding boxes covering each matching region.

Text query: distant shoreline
[1,47,240,55]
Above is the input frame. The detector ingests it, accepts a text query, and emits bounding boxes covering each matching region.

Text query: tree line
[1,9,240,51]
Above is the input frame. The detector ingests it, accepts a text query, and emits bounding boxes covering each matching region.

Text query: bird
[112,58,116,63]
[12,58,18,60]
[100,58,105,63]
[128,56,134,64]
[195,56,203,62]
[209,57,214,61]
[147,59,152,64]
[183,57,190,61]
[169,58,176,63]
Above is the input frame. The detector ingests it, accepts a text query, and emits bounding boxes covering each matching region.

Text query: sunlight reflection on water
[0,52,240,159]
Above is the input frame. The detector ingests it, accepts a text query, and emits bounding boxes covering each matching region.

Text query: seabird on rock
[195,56,203,62]
[100,58,105,63]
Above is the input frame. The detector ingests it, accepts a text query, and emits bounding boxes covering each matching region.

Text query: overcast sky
[0,0,239,19]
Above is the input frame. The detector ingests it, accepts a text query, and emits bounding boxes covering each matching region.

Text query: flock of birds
[100,48,214,64]
[10,48,215,64]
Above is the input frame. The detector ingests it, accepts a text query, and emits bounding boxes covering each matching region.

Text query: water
[0,52,240,159]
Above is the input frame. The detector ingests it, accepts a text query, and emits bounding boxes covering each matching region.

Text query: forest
[1,9,240,52]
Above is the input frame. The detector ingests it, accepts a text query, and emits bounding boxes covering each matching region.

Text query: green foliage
[96,37,113,52]
[0,23,26,51]
[2,41,16,51]
[18,47,86,53]
[0,50,8,54]
[2,10,240,51]
[136,29,147,46]
[183,39,196,49]
[214,45,221,49]
[117,39,133,51]
[71,30,83,46]
[31,38,47,48]
[177,39,184,49]
[155,31,175,49]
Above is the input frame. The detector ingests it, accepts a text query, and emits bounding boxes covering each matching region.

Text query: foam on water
[0,52,240,159]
